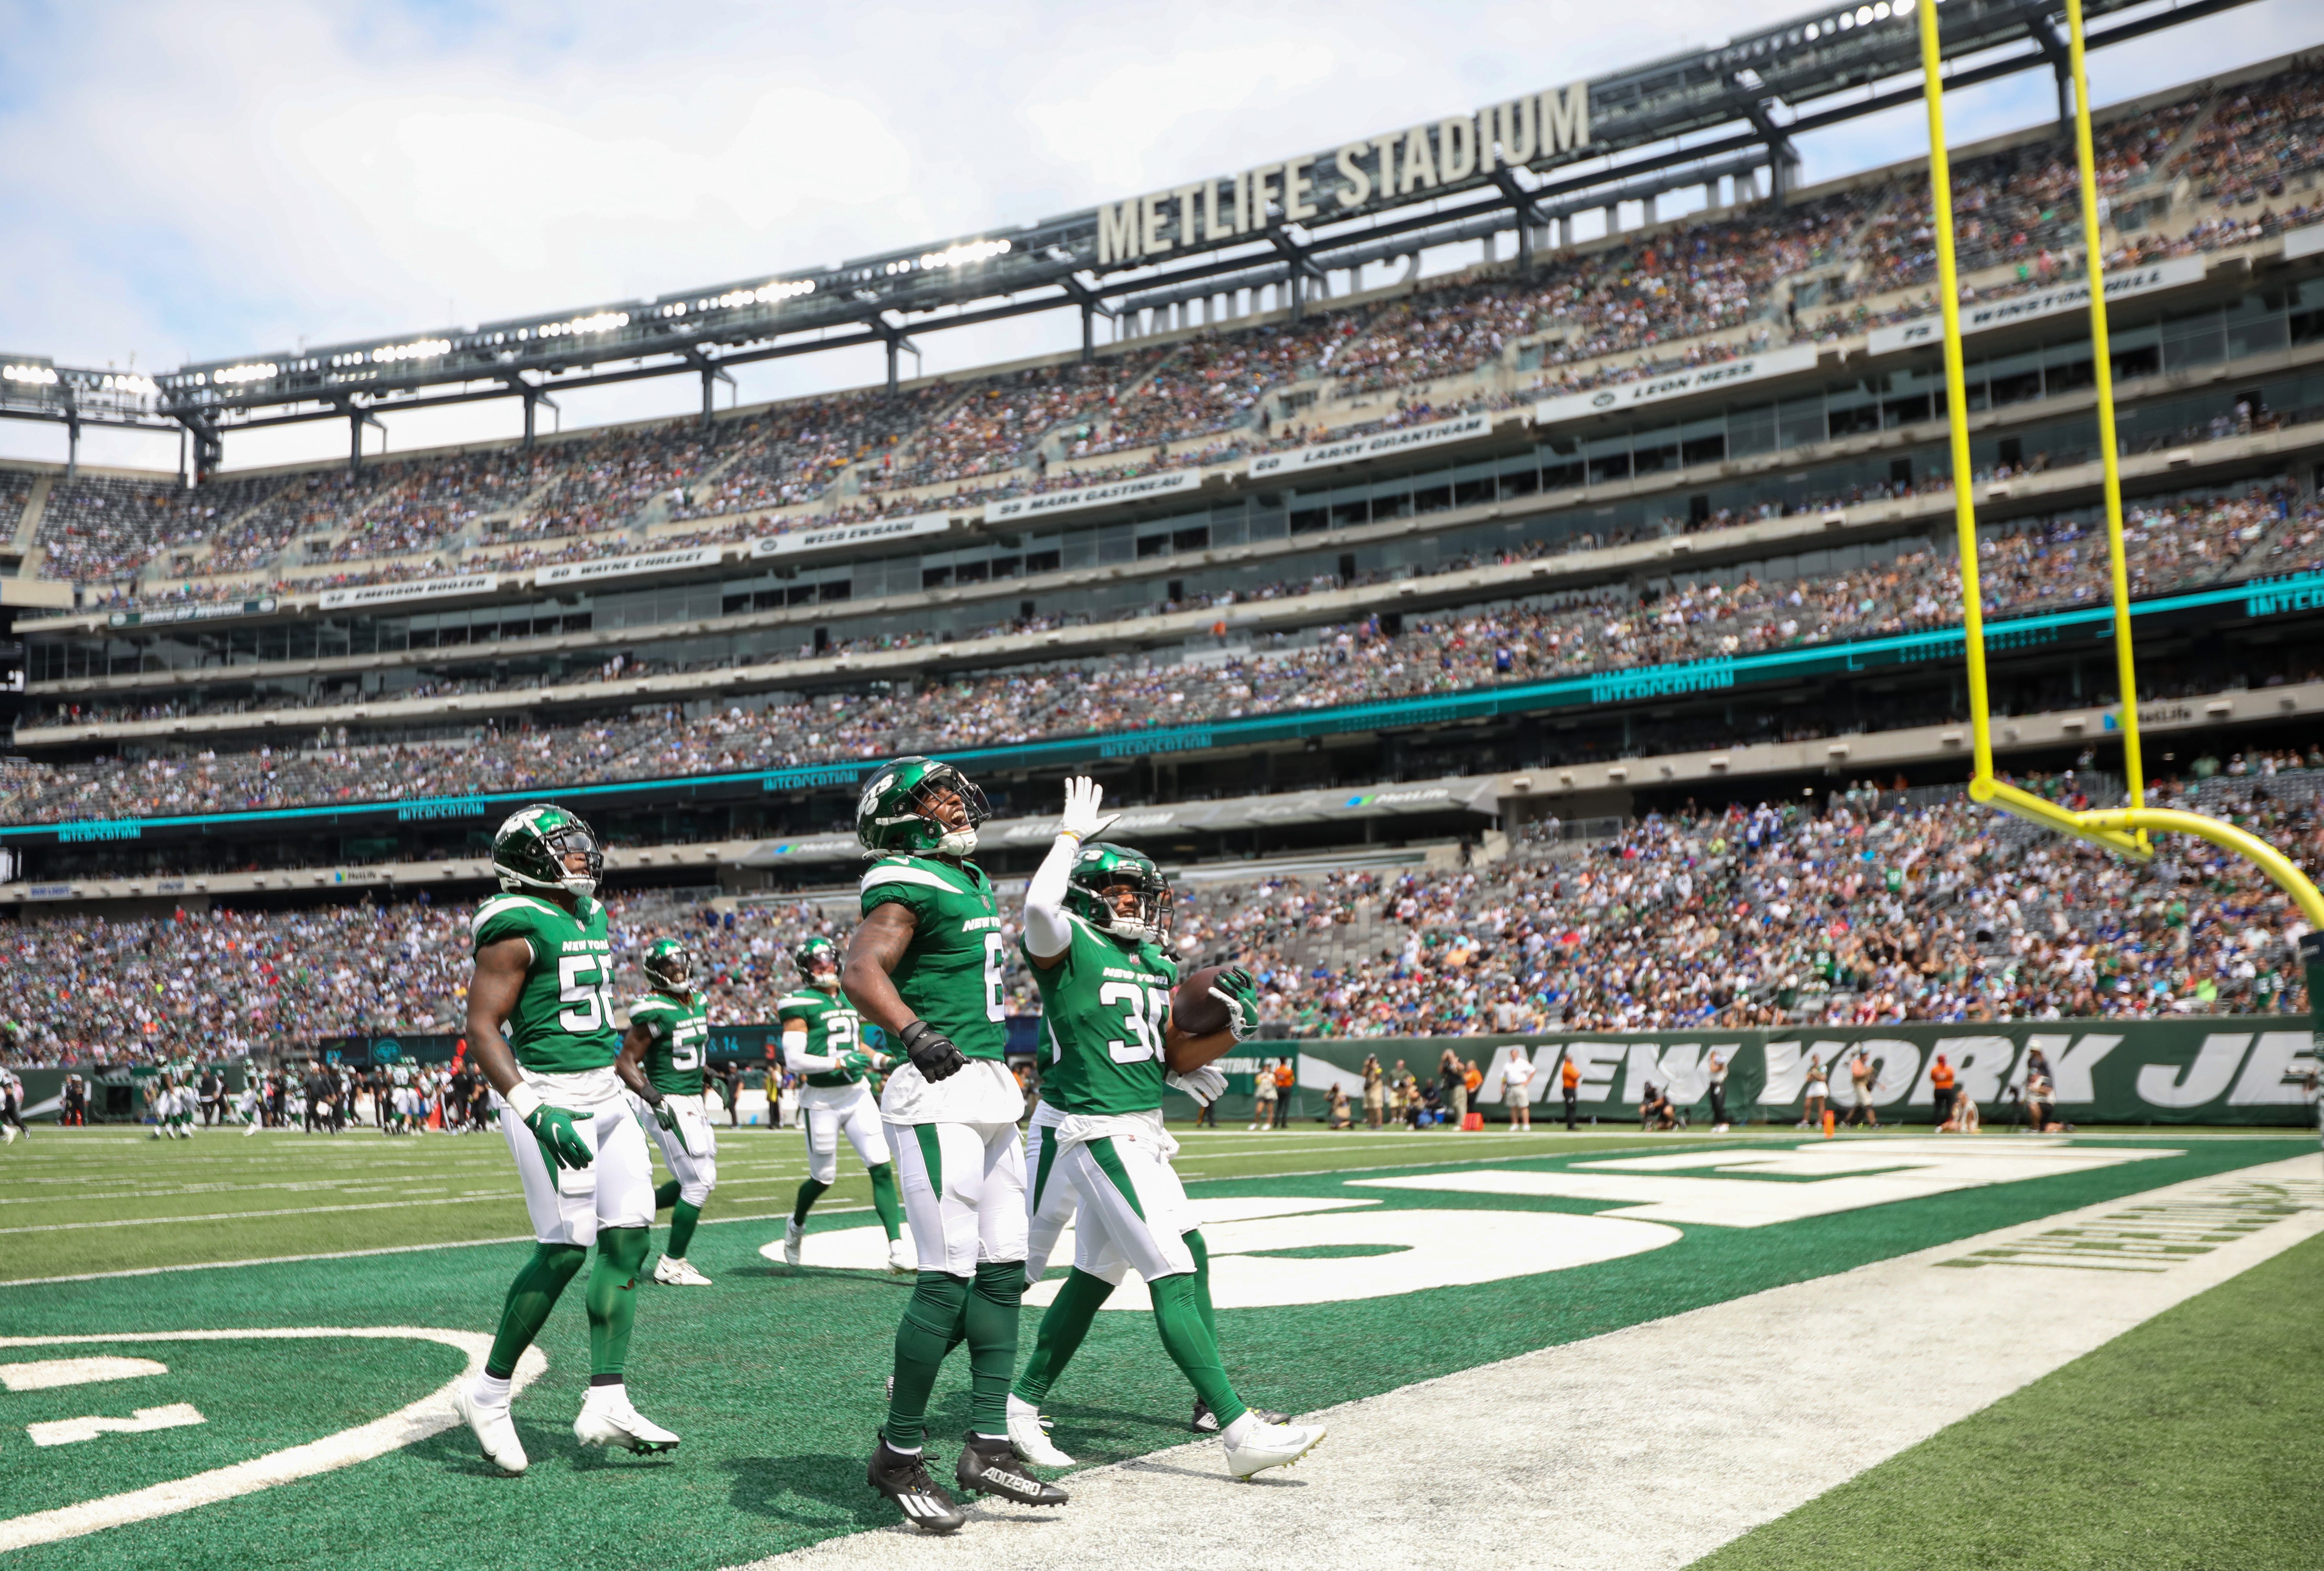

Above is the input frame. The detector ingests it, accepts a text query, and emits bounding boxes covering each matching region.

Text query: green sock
[867,1162,904,1241]
[1013,1267,1115,1405]
[1186,1228,1220,1350]
[484,1243,587,1378]
[964,1261,1024,1437]
[654,1179,680,1211]
[667,1200,702,1260]
[792,1177,831,1226]
[884,1271,970,1452]
[586,1226,651,1378]
[1150,1272,1246,1428]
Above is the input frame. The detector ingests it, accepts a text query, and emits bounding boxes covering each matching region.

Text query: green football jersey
[627,989,709,1097]
[859,854,1008,1061]
[1026,915,1180,1117]
[470,891,620,1074]
[777,987,867,1087]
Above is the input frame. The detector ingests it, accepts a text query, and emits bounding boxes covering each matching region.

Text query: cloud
[1,0,2317,473]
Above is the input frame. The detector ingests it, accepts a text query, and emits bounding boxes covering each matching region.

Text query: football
[1171,963,1234,1038]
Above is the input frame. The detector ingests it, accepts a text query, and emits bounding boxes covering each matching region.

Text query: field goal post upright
[1917,0,2324,1087]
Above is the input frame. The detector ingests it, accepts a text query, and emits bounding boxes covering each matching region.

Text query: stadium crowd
[7,481,2315,826]
[13,59,2324,610]
[3,765,2319,1069]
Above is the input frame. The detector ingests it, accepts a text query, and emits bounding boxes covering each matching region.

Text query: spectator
[1501,1045,1537,1132]
[1440,1050,1468,1131]
[1251,1060,1278,1132]
[1326,1083,1352,1129]
[1362,1053,1386,1130]
[1929,1053,1957,1130]
[1846,1048,1881,1130]
[1272,1057,1296,1127]
[1561,1052,1581,1130]
[1706,1046,1733,1133]
[1802,1055,1829,1131]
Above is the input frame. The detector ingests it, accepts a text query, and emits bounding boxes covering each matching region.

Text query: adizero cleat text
[868,1437,965,1533]
[1224,1419,1326,1479]
[452,1384,527,1475]
[955,1432,1069,1506]
[572,1398,680,1454]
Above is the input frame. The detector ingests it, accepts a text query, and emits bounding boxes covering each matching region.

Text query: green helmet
[793,934,841,984]
[642,938,695,993]
[492,803,604,901]
[855,756,991,857]
[1067,841,1173,944]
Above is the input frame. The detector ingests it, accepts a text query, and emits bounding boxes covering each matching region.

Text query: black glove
[897,1020,966,1083]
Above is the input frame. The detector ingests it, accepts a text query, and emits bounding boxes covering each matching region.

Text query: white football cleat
[1007,1405,1075,1467]
[573,1392,679,1454]
[782,1218,804,1266]
[888,1236,915,1274]
[652,1255,712,1286]
[452,1384,527,1475]
[1223,1416,1326,1479]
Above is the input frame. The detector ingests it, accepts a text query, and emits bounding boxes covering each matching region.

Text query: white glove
[1057,775,1119,843]
[1166,1066,1228,1105]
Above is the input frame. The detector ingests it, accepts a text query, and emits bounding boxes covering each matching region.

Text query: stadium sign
[1863,256,2207,356]
[316,574,500,611]
[106,598,278,629]
[749,512,952,559]
[984,470,1200,522]
[1289,1019,2321,1128]
[535,545,723,587]
[1531,344,1818,428]
[1247,413,1494,478]
[1095,83,1590,266]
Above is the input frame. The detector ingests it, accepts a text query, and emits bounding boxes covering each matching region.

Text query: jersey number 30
[1098,981,1170,1065]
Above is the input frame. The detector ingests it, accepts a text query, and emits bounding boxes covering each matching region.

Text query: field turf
[1,1122,2316,1570]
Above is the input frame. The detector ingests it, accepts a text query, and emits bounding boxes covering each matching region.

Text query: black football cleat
[1192,1398,1287,1432]
[954,1432,1069,1506]
[867,1436,965,1533]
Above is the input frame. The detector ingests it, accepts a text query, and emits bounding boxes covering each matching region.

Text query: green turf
[0,1129,2308,1570]
[1692,1227,2324,1571]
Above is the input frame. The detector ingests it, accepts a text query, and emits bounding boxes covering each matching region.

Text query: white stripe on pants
[888,1119,1026,1277]
[1057,1127,1196,1286]
[502,1070,655,1246]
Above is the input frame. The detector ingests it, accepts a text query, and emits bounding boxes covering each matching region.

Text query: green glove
[523,1104,592,1170]
[840,1050,874,1074]
[1206,966,1262,1043]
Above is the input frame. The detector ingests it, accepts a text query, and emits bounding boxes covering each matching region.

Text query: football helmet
[642,937,695,993]
[855,756,990,857]
[1066,842,1172,943]
[492,804,604,901]
[793,934,841,983]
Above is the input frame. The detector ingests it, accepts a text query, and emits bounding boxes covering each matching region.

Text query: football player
[619,937,718,1287]
[1008,778,1322,1479]
[777,935,911,1273]
[847,756,1066,1533]
[451,805,679,1474]
[0,1066,26,1144]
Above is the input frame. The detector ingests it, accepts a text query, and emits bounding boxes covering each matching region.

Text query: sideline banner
[1272,1018,2320,1127]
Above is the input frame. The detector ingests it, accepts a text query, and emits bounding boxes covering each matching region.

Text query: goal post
[1915,0,2324,927]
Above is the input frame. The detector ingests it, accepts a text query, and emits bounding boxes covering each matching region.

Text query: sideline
[724,1157,2324,1571]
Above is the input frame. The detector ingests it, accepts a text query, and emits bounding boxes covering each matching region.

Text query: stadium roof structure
[0,0,2253,475]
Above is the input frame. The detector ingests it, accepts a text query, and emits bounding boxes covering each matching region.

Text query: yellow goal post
[1915,0,2324,928]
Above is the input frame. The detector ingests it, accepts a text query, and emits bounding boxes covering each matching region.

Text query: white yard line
[0,1207,871,1288]
[725,1157,2324,1571]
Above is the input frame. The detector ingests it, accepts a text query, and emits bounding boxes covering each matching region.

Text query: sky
[1,0,2317,474]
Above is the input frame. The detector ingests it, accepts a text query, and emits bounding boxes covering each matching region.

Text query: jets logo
[858,773,894,818]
